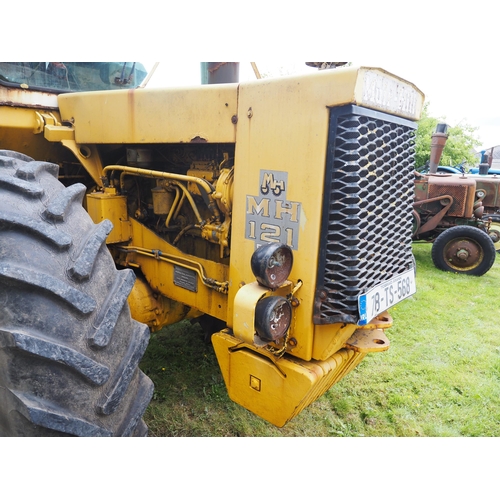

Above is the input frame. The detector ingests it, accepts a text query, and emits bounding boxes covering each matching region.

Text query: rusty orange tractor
[413,124,498,275]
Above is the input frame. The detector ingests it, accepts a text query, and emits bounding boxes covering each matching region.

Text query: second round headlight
[255,296,292,343]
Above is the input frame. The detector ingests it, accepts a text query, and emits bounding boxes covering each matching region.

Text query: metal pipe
[102,165,215,196]
[165,185,182,228]
[116,245,229,293]
[102,164,221,221]
[201,63,239,84]
[172,190,187,222]
[121,172,204,224]
[428,123,449,174]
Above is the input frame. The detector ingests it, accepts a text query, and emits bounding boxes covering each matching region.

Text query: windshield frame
[0,62,148,95]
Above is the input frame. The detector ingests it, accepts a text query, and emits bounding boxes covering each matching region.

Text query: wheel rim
[443,237,483,271]
[487,221,500,252]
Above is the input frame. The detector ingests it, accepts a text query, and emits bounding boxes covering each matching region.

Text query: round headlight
[255,296,292,343]
[250,243,293,289]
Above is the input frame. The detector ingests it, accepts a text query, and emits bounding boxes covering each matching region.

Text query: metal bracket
[345,328,390,353]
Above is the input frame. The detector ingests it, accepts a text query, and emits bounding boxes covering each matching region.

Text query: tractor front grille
[314,105,417,325]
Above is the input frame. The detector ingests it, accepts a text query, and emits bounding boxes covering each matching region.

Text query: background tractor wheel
[0,150,153,436]
[431,225,496,276]
[483,215,500,253]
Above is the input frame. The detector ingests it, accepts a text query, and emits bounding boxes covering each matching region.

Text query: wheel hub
[445,238,482,269]
[488,221,500,252]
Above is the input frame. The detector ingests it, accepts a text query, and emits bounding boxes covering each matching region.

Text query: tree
[414,102,481,169]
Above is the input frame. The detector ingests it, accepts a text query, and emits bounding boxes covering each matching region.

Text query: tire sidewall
[431,225,497,276]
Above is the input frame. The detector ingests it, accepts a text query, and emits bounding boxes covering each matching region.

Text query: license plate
[358,267,416,326]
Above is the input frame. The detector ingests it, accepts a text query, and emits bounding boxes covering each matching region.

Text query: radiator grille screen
[314,105,417,325]
[428,183,468,217]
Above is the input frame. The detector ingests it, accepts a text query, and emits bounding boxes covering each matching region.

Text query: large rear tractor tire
[431,225,496,276]
[0,150,153,436]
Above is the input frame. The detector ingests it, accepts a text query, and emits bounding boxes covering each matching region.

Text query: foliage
[414,102,481,169]
[141,244,500,436]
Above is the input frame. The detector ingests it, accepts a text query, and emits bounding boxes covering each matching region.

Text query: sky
[4,0,499,154]
[144,60,499,152]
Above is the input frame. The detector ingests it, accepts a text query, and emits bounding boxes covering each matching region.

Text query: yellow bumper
[212,330,367,427]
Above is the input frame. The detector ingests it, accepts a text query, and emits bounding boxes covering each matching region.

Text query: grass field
[140,243,500,437]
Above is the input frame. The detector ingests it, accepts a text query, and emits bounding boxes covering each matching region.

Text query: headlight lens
[255,296,292,343]
[250,243,293,289]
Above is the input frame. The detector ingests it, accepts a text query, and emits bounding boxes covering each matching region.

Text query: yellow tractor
[0,62,424,435]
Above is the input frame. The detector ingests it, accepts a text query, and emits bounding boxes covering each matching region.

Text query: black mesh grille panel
[314,105,416,325]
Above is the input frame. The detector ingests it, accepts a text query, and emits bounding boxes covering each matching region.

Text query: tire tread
[0,150,153,437]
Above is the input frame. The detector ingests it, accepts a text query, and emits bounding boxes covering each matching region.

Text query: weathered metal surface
[475,174,500,210]
[415,175,476,218]
[0,86,58,109]
[58,84,239,144]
